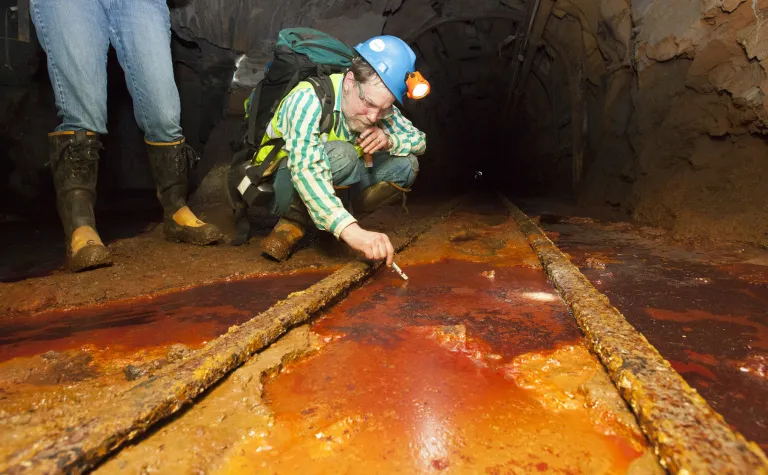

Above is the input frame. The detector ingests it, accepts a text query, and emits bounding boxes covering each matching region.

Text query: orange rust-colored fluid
[0,270,328,363]
[537,212,768,449]
[0,270,329,419]
[219,261,650,474]
[1,202,660,472]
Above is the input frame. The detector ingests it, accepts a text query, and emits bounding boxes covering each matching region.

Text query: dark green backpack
[228,28,354,245]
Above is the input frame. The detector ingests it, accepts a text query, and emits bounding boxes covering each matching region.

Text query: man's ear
[342,71,353,91]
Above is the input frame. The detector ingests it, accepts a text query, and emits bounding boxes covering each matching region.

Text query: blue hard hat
[354,36,416,103]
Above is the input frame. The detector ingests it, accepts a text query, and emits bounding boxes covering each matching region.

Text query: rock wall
[627,0,768,244]
[515,0,768,246]
[505,0,635,201]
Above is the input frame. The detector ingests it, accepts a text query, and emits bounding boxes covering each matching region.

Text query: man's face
[341,72,396,133]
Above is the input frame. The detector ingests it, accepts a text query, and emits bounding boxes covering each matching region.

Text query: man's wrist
[339,222,360,241]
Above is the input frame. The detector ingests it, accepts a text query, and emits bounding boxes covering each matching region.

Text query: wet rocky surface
[209,202,661,474]
[12,195,762,471]
[94,326,320,474]
[0,270,328,363]
[522,200,768,450]
[0,269,329,463]
[2,198,662,473]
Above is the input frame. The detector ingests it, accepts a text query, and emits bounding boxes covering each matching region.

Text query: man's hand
[357,127,391,154]
[339,223,395,266]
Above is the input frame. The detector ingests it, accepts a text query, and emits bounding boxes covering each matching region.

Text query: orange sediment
[216,204,659,474]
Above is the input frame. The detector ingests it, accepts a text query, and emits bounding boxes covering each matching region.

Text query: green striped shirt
[275,82,426,238]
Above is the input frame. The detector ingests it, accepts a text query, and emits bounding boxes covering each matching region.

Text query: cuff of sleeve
[388,133,408,156]
[330,213,358,239]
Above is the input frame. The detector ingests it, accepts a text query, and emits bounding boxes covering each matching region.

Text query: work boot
[261,196,312,261]
[146,139,222,245]
[356,181,410,215]
[49,130,113,272]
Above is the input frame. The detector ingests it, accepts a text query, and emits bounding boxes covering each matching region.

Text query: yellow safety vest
[251,74,363,168]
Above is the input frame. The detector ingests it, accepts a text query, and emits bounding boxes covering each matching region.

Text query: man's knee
[390,154,418,188]
[137,74,181,142]
[325,142,361,186]
[403,155,419,187]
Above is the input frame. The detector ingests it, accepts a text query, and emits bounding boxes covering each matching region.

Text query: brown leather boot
[355,181,410,214]
[49,130,113,272]
[261,196,312,261]
[146,138,222,245]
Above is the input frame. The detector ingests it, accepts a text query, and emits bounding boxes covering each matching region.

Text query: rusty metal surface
[1,200,460,474]
[525,207,768,449]
[96,325,318,473]
[94,197,662,473]
[208,199,660,473]
[499,194,768,474]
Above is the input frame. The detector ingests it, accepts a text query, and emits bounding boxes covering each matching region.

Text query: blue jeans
[30,0,182,142]
[272,141,419,216]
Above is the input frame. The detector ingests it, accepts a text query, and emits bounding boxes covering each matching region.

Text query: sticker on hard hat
[369,39,386,52]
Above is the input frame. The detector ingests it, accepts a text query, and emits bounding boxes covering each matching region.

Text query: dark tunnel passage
[2,0,768,246]
[400,12,592,200]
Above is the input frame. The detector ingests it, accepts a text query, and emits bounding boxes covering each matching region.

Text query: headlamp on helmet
[406,71,430,100]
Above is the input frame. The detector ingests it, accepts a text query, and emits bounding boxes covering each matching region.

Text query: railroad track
[2,193,766,474]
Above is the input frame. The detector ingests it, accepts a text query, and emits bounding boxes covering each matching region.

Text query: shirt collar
[333,74,354,140]
[333,75,343,113]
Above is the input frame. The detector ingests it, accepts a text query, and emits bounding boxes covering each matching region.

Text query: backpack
[227,28,354,245]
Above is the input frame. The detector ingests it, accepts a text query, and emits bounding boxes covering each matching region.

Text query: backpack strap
[307,75,336,136]
[245,82,263,147]
[231,206,251,246]
[246,69,302,147]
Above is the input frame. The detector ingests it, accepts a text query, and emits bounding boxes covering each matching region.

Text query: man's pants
[271,142,419,216]
[30,0,182,142]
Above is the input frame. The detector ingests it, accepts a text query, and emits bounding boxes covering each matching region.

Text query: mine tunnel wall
[1,0,767,245]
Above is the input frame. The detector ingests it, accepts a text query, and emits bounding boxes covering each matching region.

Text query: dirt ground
[0,200,441,315]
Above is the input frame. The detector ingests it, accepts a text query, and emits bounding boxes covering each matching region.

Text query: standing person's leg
[108,0,221,245]
[263,141,362,261]
[355,152,419,214]
[30,0,113,272]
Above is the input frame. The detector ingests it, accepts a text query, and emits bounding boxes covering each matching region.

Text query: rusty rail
[2,199,460,474]
[499,193,768,474]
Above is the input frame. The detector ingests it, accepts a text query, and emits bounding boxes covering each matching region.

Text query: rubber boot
[49,130,113,272]
[146,139,222,245]
[261,196,312,261]
[356,181,410,215]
